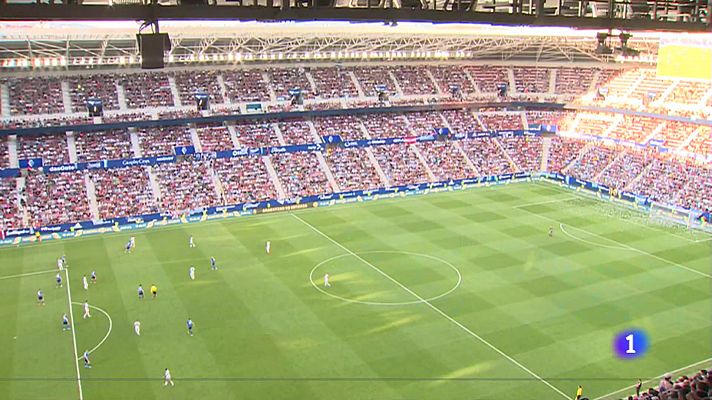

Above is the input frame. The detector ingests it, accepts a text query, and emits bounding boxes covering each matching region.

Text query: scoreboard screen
[657,35,712,81]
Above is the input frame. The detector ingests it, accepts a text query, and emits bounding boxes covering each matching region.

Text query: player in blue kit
[56,273,63,288]
[186,318,194,336]
[210,256,217,271]
[62,314,70,331]
[138,284,144,300]
[37,289,44,305]
[83,351,92,368]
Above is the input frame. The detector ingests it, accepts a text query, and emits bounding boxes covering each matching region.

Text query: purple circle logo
[613,329,649,359]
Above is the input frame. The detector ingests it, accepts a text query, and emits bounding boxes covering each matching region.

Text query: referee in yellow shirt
[151,284,158,299]
[575,385,583,400]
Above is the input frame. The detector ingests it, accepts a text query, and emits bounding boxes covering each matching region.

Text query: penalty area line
[290,213,570,400]
[0,269,57,281]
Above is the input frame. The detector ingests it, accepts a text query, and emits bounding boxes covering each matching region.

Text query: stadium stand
[268,67,313,101]
[404,111,447,136]
[499,136,542,172]
[512,67,550,93]
[441,109,484,133]
[90,168,158,219]
[154,161,219,213]
[479,113,524,130]
[119,72,175,109]
[17,134,70,166]
[75,129,133,162]
[278,120,318,145]
[372,145,431,186]
[312,115,367,141]
[271,152,332,198]
[7,77,65,115]
[68,74,120,112]
[465,66,509,93]
[213,157,278,204]
[417,141,474,180]
[195,124,234,152]
[555,67,595,96]
[566,145,618,181]
[390,65,438,96]
[138,125,194,158]
[544,136,587,173]
[222,69,272,103]
[171,70,225,106]
[233,122,281,148]
[430,65,477,97]
[25,171,91,227]
[0,178,23,230]
[360,113,411,138]
[325,147,382,191]
[461,137,514,175]
[309,67,359,99]
[350,66,398,97]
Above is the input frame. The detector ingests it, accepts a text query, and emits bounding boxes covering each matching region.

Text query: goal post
[649,202,712,233]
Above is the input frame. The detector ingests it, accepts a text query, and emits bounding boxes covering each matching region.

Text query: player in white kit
[189,266,195,280]
[189,236,196,248]
[82,275,89,290]
[134,320,141,336]
[164,368,174,386]
[265,240,271,255]
[324,273,331,287]
[83,301,91,319]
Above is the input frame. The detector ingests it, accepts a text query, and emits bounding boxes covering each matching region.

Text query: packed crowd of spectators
[441,109,484,133]
[222,69,271,103]
[499,136,542,172]
[513,67,550,93]
[607,115,662,143]
[461,137,514,176]
[430,65,477,97]
[17,134,70,165]
[213,157,278,204]
[154,161,219,214]
[349,66,398,97]
[554,68,595,95]
[278,120,318,145]
[312,115,366,141]
[325,147,383,191]
[372,145,431,186]
[75,129,133,162]
[233,122,280,148]
[417,141,474,180]
[7,77,65,115]
[310,67,359,99]
[172,70,225,106]
[196,124,234,152]
[360,114,411,138]
[566,145,618,181]
[597,150,651,190]
[271,152,331,198]
[391,65,438,96]
[0,178,23,229]
[90,168,158,219]
[479,113,524,131]
[138,125,194,158]
[547,136,587,173]
[68,74,120,112]
[685,127,712,155]
[0,137,9,168]
[625,369,712,400]
[404,111,447,136]
[119,72,175,109]
[268,67,314,101]
[465,66,509,93]
[25,171,91,227]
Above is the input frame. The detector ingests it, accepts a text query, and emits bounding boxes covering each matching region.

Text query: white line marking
[559,224,629,251]
[72,302,113,359]
[309,250,462,306]
[517,207,712,280]
[291,213,569,399]
[512,196,579,209]
[593,357,712,400]
[64,269,83,400]
[559,223,712,279]
[0,269,57,281]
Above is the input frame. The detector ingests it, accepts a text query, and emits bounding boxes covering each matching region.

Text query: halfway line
[64,269,84,400]
[290,213,570,399]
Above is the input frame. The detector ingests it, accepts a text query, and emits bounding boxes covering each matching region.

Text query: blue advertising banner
[174,145,196,156]
[18,158,43,169]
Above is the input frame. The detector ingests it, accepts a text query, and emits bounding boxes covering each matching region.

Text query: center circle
[309,250,461,306]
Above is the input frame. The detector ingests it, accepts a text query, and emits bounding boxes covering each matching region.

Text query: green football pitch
[1,181,710,400]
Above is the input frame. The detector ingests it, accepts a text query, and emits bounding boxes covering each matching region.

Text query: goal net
[648,202,712,234]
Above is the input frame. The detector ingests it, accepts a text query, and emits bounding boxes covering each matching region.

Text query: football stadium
[0,2,710,399]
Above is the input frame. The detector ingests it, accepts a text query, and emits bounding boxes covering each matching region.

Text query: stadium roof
[0,21,666,69]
